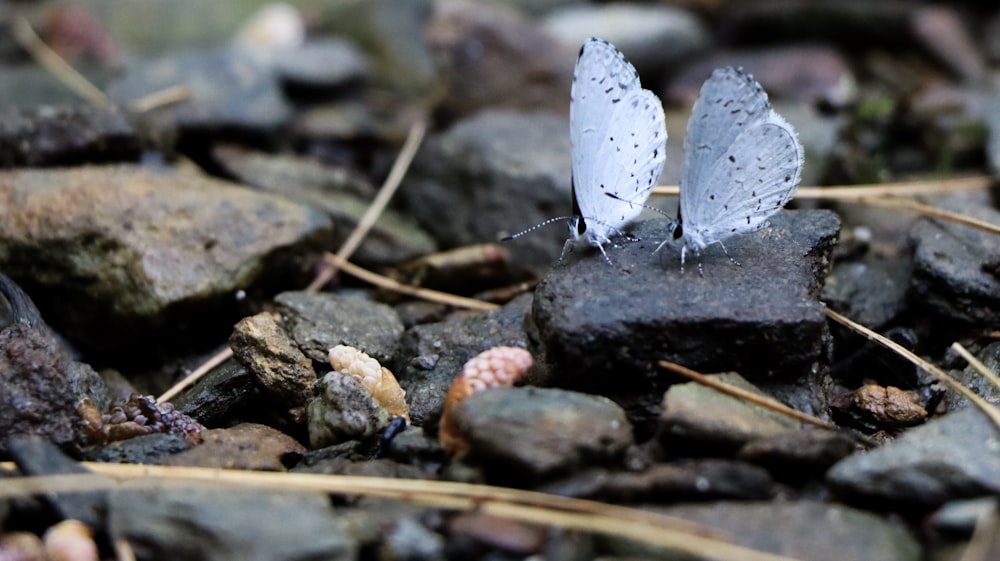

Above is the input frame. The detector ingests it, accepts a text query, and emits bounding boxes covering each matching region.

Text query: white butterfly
[665,66,803,273]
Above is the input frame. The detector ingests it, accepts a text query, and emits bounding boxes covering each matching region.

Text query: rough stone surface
[824,248,912,330]
[533,210,840,419]
[170,357,259,427]
[0,165,333,353]
[944,342,1000,411]
[107,46,292,132]
[230,312,316,410]
[658,373,802,455]
[275,291,405,366]
[648,501,921,561]
[737,429,858,478]
[165,423,306,471]
[0,324,110,457]
[909,196,1000,324]
[85,433,193,464]
[541,459,775,502]
[108,487,355,561]
[827,408,1000,508]
[0,105,140,167]
[452,386,632,483]
[394,294,533,426]
[400,110,571,273]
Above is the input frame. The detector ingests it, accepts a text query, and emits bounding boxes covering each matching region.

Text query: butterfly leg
[593,237,615,266]
[716,240,742,268]
[558,239,575,263]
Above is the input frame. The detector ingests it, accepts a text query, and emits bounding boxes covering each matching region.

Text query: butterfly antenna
[605,192,674,221]
[501,216,576,241]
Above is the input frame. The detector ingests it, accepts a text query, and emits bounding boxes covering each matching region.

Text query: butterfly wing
[681,67,772,238]
[683,111,803,247]
[569,37,642,240]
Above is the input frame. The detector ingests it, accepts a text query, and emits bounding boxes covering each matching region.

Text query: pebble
[306,371,394,448]
[400,110,571,273]
[274,38,370,90]
[165,423,306,471]
[827,408,1000,507]
[449,386,632,483]
[230,311,316,412]
[737,429,858,480]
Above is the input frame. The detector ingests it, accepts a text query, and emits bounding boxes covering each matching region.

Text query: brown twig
[327,255,499,311]
[12,16,110,107]
[156,348,233,404]
[307,119,428,292]
[0,464,806,561]
[826,309,1000,431]
[658,360,834,430]
[128,85,193,113]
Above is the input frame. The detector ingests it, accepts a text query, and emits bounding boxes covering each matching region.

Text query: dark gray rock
[307,371,392,448]
[400,110,571,273]
[108,487,355,561]
[108,46,292,132]
[737,429,858,478]
[826,408,1000,508]
[85,432,193,464]
[426,2,571,121]
[0,105,140,168]
[658,373,801,456]
[0,323,110,457]
[452,386,632,483]
[640,501,921,561]
[275,291,405,367]
[540,459,775,502]
[533,210,839,428]
[909,196,1000,324]
[944,342,1000,411]
[275,38,369,89]
[927,496,998,536]
[394,294,532,426]
[824,247,913,330]
[0,165,333,355]
[543,3,708,76]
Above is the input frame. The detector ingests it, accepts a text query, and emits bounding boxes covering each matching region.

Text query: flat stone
[909,195,1000,324]
[275,38,369,89]
[0,105,140,167]
[274,292,404,367]
[826,408,1000,508]
[400,110,570,273]
[108,486,355,561]
[0,165,333,354]
[648,501,921,561]
[165,423,306,471]
[658,373,801,455]
[532,210,840,408]
[85,432,192,464]
[107,46,292,132]
[737,429,858,479]
[394,294,532,426]
[452,386,632,483]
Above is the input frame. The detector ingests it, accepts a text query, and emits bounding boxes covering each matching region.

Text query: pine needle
[12,17,110,107]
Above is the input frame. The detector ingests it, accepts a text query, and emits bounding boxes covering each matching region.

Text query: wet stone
[275,38,369,90]
[400,110,570,273]
[658,373,801,456]
[275,291,405,367]
[108,487,355,561]
[649,501,921,561]
[826,408,1000,508]
[170,357,259,427]
[0,323,110,457]
[909,196,1000,324]
[540,459,775,503]
[0,165,333,355]
[533,210,840,423]
[107,46,292,133]
[394,294,533,426]
[737,429,858,479]
[165,423,306,472]
[85,432,193,464]
[451,386,632,484]
[0,105,140,168]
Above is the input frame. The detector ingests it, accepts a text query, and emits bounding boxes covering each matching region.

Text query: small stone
[852,384,927,428]
[170,357,258,427]
[230,312,316,410]
[0,105,140,168]
[108,487,355,561]
[909,195,1000,324]
[307,371,392,448]
[394,294,532,426]
[275,38,369,90]
[737,429,858,478]
[658,373,801,454]
[166,423,306,471]
[85,433,192,464]
[451,386,632,482]
[827,408,1000,507]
